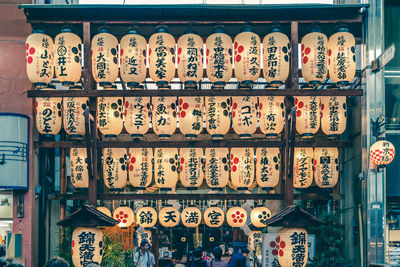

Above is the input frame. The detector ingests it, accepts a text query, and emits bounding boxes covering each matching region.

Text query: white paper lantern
[370,140,396,166]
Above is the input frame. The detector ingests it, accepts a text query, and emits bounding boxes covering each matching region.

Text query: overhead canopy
[266,205,324,228]
[57,205,118,228]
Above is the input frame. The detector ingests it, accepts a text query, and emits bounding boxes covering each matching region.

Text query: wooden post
[289,21,299,90]
[59,140,67,248]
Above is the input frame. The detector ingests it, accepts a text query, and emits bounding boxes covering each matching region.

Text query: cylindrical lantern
[152,97,177,138]
[159,205,180,228]
[295,92,321,137]
[26,28,54,88]
[321,96,347,138]
[204,206,225,228]
[97,86,124,137]
[136,206,157,228]
[328,25,356,86]
[179,147,204,190]
[278,228,308,267]
[205,96,231,139]
[54,26,82,86]
[72,227,103,267]
[301,26,328,86]
[177,29,203,89]
[259,95,285,137]
[91,27,119,87]
[248,231,262,252]
[128,148,153,189]
[250,207,271,228]
[314,147,339,188]
[178,97,204,138]
[70,148,89,189]
[181,206,202,228]
[102,148,128,190]
[370,140,396,166]
[206,27,233,88]
[137,230,152,246]
[120,28,147,88]
[125,96,151,138]
[154,148,179,190]
[232,96,258,138]
[35,85,62,137]
[97,206,112,217]
[226,207,247,228]
[263,26,290,87]
[63,86,89,137]
[234,25,260,87]
[205,147,229,190]
[148,26,175,88]
[230,147,255,190]
[293,148,313,189]
[113,206,135,228]
[256,148,281,190]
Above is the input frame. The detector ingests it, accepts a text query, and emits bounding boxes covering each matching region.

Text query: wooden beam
[83,22,94,91]
[289,22,299,90]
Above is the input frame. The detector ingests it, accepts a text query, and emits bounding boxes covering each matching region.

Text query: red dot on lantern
[233,219,237,223]
[178,47,182,55]
[71,249,74,256]
[238,46,244,53]
[180,158,184,164]
[272,249,278,256]
[180,166,183,172]
[234,42,238,49]
[124,214,128,218]
[206,58,208,65]
[301,44,304,51]
[232,214,236,218]
[27,56,33,64]
[298,102,304,109]
[276,237,280,243]
[26,43,29,50]
[295,98,298,105]
[72,240,75,247]
[26,52,29,57]
[125,101,129,108]
[259,103,262,110]
[279,250,284,257]
[120,49,124,56]
[240,213,244,218]
[232,111,236,118]
[236,55,241,62]
[296,110,301,117]
[303,56,308,64]
[231,154,234,159]
[239,219,243,223]
[280,241,286,248]
[129,165,133,171]
[233,103,237,109]
[234,158,239,164]
[177,57,180,64]
[118,219,122,222]
[180,111,186,118]
[131,157,136,164]
[305,47,311,55]
[148,48,151,55]
[120,211,123,215]
[29,47,35,55]
[206,49,210,56]
[183,103,189,109]
[232,165,237,172]
[123,219,127,223]
[236,211,240,215]
[179,98,183,105]
[124,110,127,116]
[328,49,332,56]
[270,241,276,248]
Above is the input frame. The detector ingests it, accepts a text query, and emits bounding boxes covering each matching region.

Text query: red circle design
[280,241,285,248]
[178,47,182,55]
[233,103,237,109]
[27,57,33,64]
[240,214,244,218]
[272,249,278,256]
[232,165,237,172]
[295,98,298,105]
[183,103,189,110]
[239,219,243,223]
[301,44,304,51]
[238,46,244,53]
[180,157,184,164]
[328,49,332,56]
[232,111,236,118]
[236,211,240,215]
[303,56,308,64]
[206,49,210,56]
[131,157,136,164]
[236,55,241,63]
[321,104,324,110]
[124,214,128,218]
[148,48,151,55]
[26,43,29,50]
[125,101,129,109]
[178,57,180,64]
[180,111,186,118]
[279,250,284,257]
[179,98,183,105]
[296,110,301,117]
[72,240,75,247]
[234,42,238,49]
[123,219,127,223]
[232,214,236,218]
[270,241,276,248]
[129,165,134,171]
[233,219,237,223]
[298,102,304,109]
[119,211,123,215]
[259,103,262,110]
[120,49,124,56]
[29,47,35,55]
[234,158,239,164]
[305,47,311,55]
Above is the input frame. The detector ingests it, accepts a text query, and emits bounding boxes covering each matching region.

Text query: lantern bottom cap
[237,187,249,190]
[186,187,199,190]
[269,81,284,87]
[156,81,169,86]
[213,82,226,87]
[185,134,197,138]
[104,134,117,138]
[265,133,278,137]
[209,187,224,191]
[336,80,350,86]
[159,188,172,192]
[158,134,171,138]
[43,134,56,138]
[239,134,252,138]
[307,80,322,86]
[99,82,112,87]
[211,134,224,139]
[127,82,140,88]
[261,187,274,191]
[132,187,146,190]
[108,188,123,191]
[70,134,83,139]
[62,81,75,86]
[327,134,340,139]
[184,81,197,86]
[239,80,254,88]
[34,82,48,88]
[131,134,144,138]
[300,133,314,138]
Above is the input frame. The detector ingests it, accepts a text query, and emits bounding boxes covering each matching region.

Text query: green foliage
[58,227,73,266]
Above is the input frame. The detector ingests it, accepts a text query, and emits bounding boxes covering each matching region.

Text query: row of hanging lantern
[26,24,356,89]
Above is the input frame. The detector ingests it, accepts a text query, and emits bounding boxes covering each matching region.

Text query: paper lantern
[159,206,180,227]
[278,228,308,267]
[154,148,179,190]
[70,148,89,189]
[97,87,124,137]
[148,26,175,88]
[136,206,157,228]
[125,96,150,138]
[91,27,118,87]
[137,230,152,245]
[35,85,62,136]
[230,147,255,190]
[178,97,204,138]
[328,25,356,86]
[181,206,202,228]
[248,231,262,252]
[293,148,313,189]
[120,28,147,88]
[259,95,285,137]
[234,25,260,87]
[301,26,328,86]
[263,26,290,86]
[179,147,204,189]
[26,28,54,88]
[321,96,347,137]
[152,97,177,138]
[226,207,247,228]
[205,147,229,190]
[232,96,258,138]
[206,27,233,88]
[102,148,128,190]
[205,96,231,139]
[72,227,103,267]
[177,30,203,88]
[97,207,112,217]
[54,26,82,86]
[63,86,89,137]
[314,147,339,188]
[370,140,396,166]
[204,206,225,228]
[250,207,271,228]
[256,148,281,190]
[295,93,321,137]
[128,148,153,189]
[113,206,135,228]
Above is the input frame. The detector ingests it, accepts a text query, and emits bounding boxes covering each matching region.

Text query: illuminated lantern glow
[148,26,175,88]
[204,206,225,228]
[181,206,202,228]
[206,27,233,89]
[248,231,262,252]
[102,148,128,190]
[35,85,62,137]
[125,96,150,138]
[159,205,180,228]
[26,28,54,88]
[328,25,356,87]
[230,147,255,190]
[205,96,231,139]
[301,26,328,86]
[370,140,396,166]
[234,25,261,87]
[120,28,147,88]
[91,27,119,87]
[70,148,89,189]
[97,207,112,217]
[63,85,89,137]
[256,147,281,190]
[259,95,285,137]
[136,206,158,228]
[137,230,152,246]
[295,91,321,137]
[278,228,308,267]
[128,148,153,189]
[71,227,103,267]
[205,147,230,190]
[54,26,82,86]
[263,26,290,87]
[293,148,313,189]
[226,207,247,228]
[152,97,177,139]
[321,96,347,138]
[113,206,135,228]
[314,147,339,188]
[177,29,203,89]
[97,86,124,137]
[179,97,204,138]
[179,147,204,190]
[250,207,272,228]
[154,148,179,191]
[232,96,258,138]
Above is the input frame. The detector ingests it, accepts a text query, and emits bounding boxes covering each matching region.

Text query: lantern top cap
[57,205,119,227]
[269,24,283,33]
[184,27,198,35]
[265,205,324,228]
[61,25,74,33]
[126,26,141,35]
[240,24,254,33]
[308,24,322,33]
[212,25,226,34]
[43,84,56,90]
[155,24,169,33]
[335,24,349,33]
[32,26,45,34]
[97,26,111,34]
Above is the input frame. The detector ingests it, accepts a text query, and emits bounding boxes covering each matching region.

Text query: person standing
[207,246,227,267]
[190,248,207,267]
[134,240,156,267]
[227,248,249,267]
